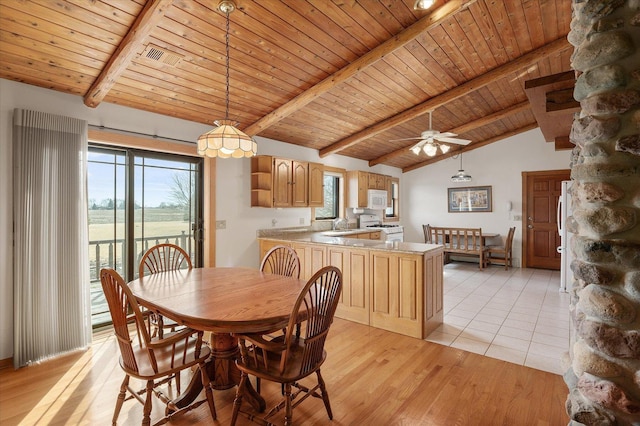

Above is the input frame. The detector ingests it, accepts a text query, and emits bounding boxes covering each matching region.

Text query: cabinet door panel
[292,242,325,280]
[329,247,369,324]
[291,161,308,207]
[399,257,418,320]
[370,252,423,338]
[424,249,444,336]
[273,158,292,207]
[308,162,324,207]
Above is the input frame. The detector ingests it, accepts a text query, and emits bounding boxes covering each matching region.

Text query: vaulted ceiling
[0,0,574,172]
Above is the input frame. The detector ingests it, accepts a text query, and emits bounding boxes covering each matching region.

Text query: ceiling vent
[140,44,182,66]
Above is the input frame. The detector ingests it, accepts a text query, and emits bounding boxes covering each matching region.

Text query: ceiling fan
[392,110,471,156]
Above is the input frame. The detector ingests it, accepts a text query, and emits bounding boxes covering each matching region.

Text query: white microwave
[367,190,388,210]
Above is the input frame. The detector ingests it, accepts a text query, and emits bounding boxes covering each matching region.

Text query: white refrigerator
[557,180,573,293]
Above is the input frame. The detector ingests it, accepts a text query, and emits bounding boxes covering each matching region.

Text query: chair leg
[112,375,129,425]
[316,369,333,419]
[231,373,247,426]
[199,361,217,420]
[142,380,154,426]
[284,382,293,426]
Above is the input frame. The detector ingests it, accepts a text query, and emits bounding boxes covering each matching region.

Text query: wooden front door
[522,169,570,269]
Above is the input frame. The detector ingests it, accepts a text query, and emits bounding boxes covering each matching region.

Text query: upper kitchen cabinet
[347,170,369,208]
[368,173,386,190]
[251,155,323,208]
[274,158,307,207]
[347,170,393,208]
[308,163,324,208]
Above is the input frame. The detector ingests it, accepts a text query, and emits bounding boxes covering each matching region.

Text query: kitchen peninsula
[258,231,444,339]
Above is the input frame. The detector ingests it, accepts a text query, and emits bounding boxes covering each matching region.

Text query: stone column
[565,1,640,425]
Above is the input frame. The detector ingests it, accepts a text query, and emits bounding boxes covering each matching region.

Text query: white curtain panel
[13,109,91,368]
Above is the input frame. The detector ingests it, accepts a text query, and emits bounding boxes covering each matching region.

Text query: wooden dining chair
[138,243,193,391]
[486,227,516,270]
[423,224,432,243]
[139,243,192,337]
[231,266,343,426]
[257,244,302,393]
[100,268,216,426]
[139,243,192,277]
[259,245,301,279]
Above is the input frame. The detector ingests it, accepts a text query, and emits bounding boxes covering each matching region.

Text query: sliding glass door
[88,145,203,326]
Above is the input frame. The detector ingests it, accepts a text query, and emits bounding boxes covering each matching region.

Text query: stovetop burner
[366,224,400,228]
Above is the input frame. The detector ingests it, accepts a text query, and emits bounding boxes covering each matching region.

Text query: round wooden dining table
[128,267,307,411]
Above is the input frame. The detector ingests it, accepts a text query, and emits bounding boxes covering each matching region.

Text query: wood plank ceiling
[0,0,574,172]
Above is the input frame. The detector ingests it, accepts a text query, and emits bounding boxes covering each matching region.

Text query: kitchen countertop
[258,232,442,255]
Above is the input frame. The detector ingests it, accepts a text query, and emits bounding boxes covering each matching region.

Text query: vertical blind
[13,109,91,368]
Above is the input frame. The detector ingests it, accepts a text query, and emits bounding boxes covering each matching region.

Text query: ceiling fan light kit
[197,0,257,159]
[400,111,471,157]
[413,0,436,10]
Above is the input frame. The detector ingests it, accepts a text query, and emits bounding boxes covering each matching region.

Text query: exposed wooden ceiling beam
[401,123,539,173]
[319,37,570,158]
[83,0,174,108]
[368,101,530,166]
[242,0,478,136]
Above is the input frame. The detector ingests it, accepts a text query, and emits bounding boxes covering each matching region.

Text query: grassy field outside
[88,207,194,268]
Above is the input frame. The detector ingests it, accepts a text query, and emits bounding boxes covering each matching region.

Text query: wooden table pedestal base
[172,332,266,412]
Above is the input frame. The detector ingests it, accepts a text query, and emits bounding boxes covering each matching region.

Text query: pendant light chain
[224,8,230,120]
[196,0,257,158]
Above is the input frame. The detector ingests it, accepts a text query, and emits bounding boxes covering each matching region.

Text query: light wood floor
[0,318,569,425]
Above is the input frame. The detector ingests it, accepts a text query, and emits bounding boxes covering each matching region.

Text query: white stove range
[358,214,404,242]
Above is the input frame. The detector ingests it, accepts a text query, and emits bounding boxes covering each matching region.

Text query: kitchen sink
[321,230,357,236]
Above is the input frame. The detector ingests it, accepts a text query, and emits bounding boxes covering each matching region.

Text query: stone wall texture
[567,1,640,425]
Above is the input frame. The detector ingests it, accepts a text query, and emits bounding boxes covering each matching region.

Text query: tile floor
[425,262,571,375]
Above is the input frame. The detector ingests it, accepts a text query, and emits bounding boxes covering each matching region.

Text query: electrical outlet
[216,220,226,229]
[513,215,522,221]
[299,218,305,225]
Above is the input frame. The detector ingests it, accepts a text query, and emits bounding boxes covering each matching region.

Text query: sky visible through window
[88,151,193,208]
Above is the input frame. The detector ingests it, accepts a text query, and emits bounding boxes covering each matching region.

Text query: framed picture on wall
[448,186,492,212]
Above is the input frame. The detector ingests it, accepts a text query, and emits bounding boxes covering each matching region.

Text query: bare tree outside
[169,172,194,208]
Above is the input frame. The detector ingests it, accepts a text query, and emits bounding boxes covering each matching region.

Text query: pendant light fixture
[197,0,257,158]
[451,153,472,182]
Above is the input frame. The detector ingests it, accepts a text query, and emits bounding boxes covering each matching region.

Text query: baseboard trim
[0,357,13,370]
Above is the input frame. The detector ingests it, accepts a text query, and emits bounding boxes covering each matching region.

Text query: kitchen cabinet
[259,238,291,257]
[357,231,381,240]
[274,158,307,207]
[368,173,386,190]
[251,156,315,208]
[257,235,444,339]
[370,252,423,338]
[328,246,369,325]
[250,156,274,208]
[291,242,326,280]
[347,170,368,208]
[385,175,393,208]
[308,162,324,207]
[347,170,392,208]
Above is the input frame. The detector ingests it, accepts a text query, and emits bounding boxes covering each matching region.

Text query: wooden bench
[428,226,488,270]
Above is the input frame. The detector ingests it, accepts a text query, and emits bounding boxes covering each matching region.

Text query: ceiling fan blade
[434,132,457,138]
[435,136,471,145]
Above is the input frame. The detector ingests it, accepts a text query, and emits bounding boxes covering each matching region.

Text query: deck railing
[89,232,194,326]
[89,231,192,281]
